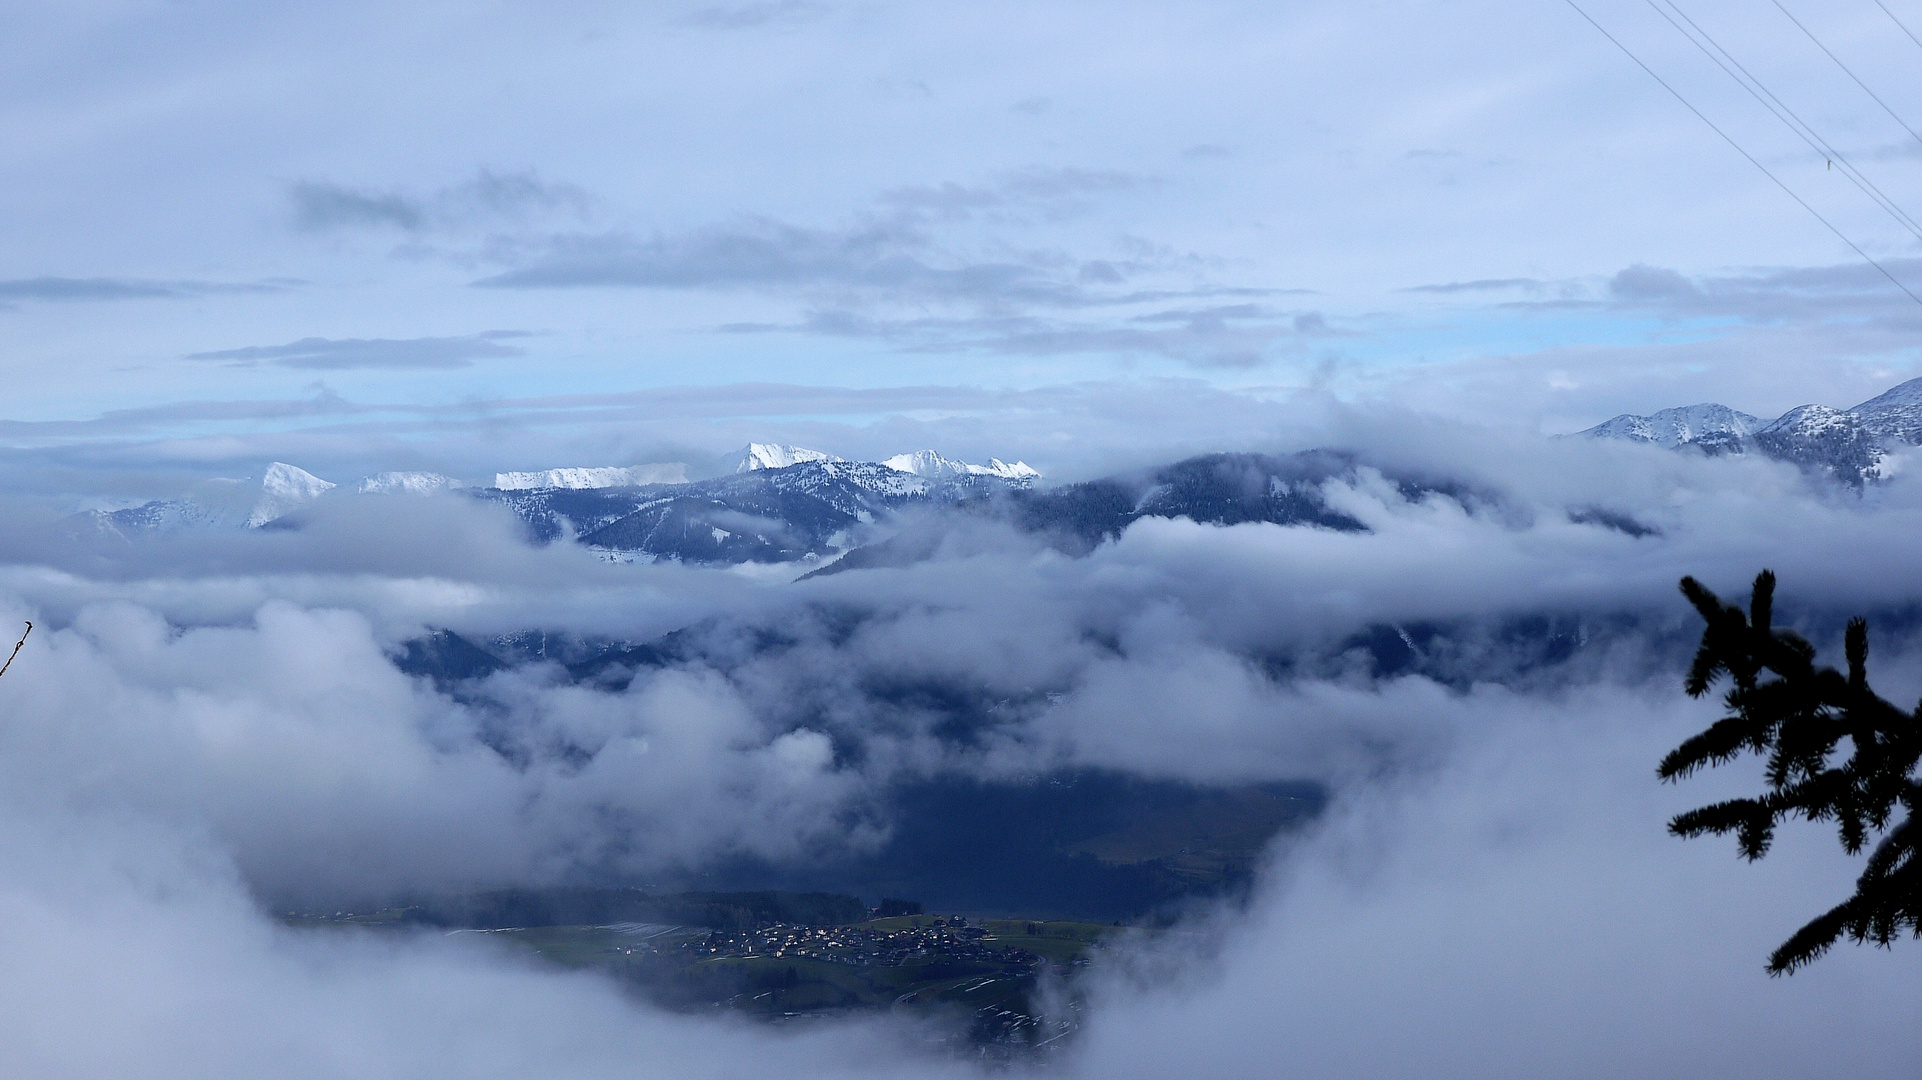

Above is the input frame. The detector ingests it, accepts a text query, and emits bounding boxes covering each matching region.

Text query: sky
[3,4,1922,1077]
[4,0,1922,494]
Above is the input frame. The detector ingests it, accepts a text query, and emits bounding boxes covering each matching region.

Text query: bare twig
[0,621,31,679]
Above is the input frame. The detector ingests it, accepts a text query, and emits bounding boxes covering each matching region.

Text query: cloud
[289,183,426,231]
[443,168,1343,369]
[475,219,955,292]
[472,168,1166,312]
[1071,686,1922,1078]
[289,170,591,234]
[0,807,960,1080]
[1400,277,1542,294]
[1609,263,1701,304]
[472,220,1156,312]
[0,277,295,303]
[3,419,1922,1072]
[734,299,1330,368]
[186,334,529,370]
[872,167,1145,222]
[1493,259,1922,329]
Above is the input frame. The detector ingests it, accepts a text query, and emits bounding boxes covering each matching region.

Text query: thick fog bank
[1073,690,1922,1078]
[2,428,1920,1075]
[2,687,1914,1078]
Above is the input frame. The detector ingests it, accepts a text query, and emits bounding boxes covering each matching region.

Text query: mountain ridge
[1577,376,1922,485]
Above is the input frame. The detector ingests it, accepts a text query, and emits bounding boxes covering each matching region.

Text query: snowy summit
[1578,404,1761,448]
[881,450,1040,480]
[359,471,460,495]
[493,464,688,490]
[247,463,335,527]
[1577,376,1922,487]
[732,444,845,472]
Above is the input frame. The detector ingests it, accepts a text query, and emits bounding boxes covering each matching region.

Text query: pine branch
[1662,571,1921,972]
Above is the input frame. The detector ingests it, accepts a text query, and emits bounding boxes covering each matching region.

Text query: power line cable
[1659,0,1922,237]
[1869,0,1922,54]
[1561,0,1922,309]
[1771,0,1922,150]
[1651,0,1922,241]
[0,622,28,681]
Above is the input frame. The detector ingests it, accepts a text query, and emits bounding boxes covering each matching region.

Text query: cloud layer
[5,1,1922,1073]
[5,423,1922,1074]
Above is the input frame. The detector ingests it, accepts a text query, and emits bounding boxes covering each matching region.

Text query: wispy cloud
[724,299,1337,368]
[1401,277,1542,295]
[187,333,528,370]
[470,168,1204,320]
[0,277,297,303]
[472,219,1115,309]
[288,185,425,231]
[1500,260,1922,329]
[288,170,591,234]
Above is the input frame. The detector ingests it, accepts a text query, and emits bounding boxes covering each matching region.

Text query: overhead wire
[1560,0,1922,309]
[1871,0,1922,53]
[1648,0,1922,242]
[1770,0,1922,150]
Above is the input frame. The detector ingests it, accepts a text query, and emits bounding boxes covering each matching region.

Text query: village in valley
[289,897,1120,1057]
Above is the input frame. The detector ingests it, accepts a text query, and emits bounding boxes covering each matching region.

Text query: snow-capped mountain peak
[1759,403,1857,438]
[1850,376,1922,443]
[493,464,688,491]
[733,444,844,472]
[881,450,1040,480]
[248,463,335,527]
[359,471,461,495]
[983,458,1041,480]
[1576,379,1922,487]
[1578,404,1762,448]
[1853,376,1922,411]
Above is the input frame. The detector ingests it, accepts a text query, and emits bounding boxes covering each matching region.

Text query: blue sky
[3,0,1920,485]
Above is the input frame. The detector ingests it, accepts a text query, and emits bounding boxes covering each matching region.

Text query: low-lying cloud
[2,422,1921,1074]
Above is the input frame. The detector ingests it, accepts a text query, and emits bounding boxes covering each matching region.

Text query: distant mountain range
[72,462,342,537]
[68,445,1044,564]
[66,441,1447,570]
[1578,376,1922,486]
[477,457,1032,565]
[65,374,1922,566]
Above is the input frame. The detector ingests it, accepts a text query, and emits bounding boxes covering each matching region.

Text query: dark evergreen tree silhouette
[1662,571,1920,974]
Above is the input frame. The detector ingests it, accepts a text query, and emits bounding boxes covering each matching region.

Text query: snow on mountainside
[732,444,844,472]
[359,471,461,495]
[75,462,339,536]
[1579,376,1922,487]
[494,464,687,490]
[1579,404,1761,448]
[1754,405,1884,484]
[248,463,335,527]
[73,444,1037,556]
[807,450,1457,579]
[476,455,1035,566]
[485,446,1034,491]
[881,450,1041,480]
[1851,378,1922,444]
